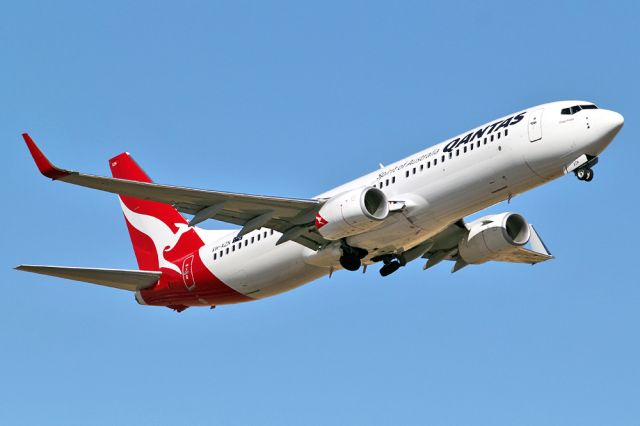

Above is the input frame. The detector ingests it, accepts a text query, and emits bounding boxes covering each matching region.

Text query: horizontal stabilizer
[15,265,161,291]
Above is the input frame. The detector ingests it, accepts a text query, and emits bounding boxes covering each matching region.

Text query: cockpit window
[561,104,598,115]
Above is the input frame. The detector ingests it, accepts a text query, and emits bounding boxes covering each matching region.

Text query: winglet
[22,133,72,180]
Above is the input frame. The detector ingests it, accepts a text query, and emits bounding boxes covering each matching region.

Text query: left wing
[22,134,328,250]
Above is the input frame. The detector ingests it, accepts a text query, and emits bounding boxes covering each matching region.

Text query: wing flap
[493,224,554,265]
[15,265,161,291]
[489,248,553,264]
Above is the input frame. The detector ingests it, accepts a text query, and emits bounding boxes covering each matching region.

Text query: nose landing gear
[571,155,598,182]
[575,167,594,182]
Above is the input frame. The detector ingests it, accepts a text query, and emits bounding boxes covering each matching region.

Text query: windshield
[561,104,598,115]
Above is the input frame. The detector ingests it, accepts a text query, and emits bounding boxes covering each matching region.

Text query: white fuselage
[196,100,623,300]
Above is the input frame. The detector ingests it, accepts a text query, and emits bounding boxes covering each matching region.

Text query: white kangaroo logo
[119,199,191,274]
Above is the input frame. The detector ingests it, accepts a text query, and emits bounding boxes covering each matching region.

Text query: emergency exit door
[528,109,543,142]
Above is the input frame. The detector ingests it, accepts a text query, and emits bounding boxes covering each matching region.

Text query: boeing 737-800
[17,100,624,312]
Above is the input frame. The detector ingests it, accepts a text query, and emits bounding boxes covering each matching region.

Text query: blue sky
[2,1,639,425]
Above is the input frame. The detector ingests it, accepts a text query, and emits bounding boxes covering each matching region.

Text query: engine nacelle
[316,187,389,240]
[458,212,531,264]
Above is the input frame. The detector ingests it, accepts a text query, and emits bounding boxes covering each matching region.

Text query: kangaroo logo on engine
[315,213,328,229]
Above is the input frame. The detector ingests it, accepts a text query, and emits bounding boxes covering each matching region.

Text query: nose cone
[604,110,624,135]
[584,109,624,156]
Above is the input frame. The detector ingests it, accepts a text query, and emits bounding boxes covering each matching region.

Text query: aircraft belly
[208,242,328,299]
[410,158,513,229]
[346,210,431,252]
[425,167,497,223]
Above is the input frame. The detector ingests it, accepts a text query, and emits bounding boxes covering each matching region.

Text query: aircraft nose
[603,110,624,134]
[584,109,624,155]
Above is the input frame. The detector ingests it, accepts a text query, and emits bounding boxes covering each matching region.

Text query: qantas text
[443,111,526,153]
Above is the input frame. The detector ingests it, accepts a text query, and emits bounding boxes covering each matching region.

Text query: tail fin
[109,153,204,272]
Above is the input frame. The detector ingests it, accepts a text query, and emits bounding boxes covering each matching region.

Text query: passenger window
[484,137,487,145]
[427,161,431,168]
[245,240,248,247]
[477,141,480,148]
[264,231,267,238]
[463,146,467,153]
[497,132,501,139]
[392,176,396,184]
[441,155,445,162]
[491,135,494,142]
[405,170,409,178]
[385,179,389,186]
[449,152,452,159]
[504,129,508,136]
[257,234,261,241]
[251,236,255,243]
[226,247,229,254]
[412,168,416,174]
[213,253,217,260]
[420,164,424,171]
[220,252,223,258]
[456,149,459,157]
[434,158,438,165]
[378,182,382,188]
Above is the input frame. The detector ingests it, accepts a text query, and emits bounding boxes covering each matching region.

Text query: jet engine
[316,187,389,240]
[458,213,531,264]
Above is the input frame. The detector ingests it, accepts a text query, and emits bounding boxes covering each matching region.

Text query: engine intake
[316,187,389,240]
[458,212,531,264]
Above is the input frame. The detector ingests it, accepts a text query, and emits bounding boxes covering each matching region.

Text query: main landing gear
[575,167,594,182]
[339,243,410,277]
[372,254,405,277]
[339,243,368,271]
[379,260,402,277]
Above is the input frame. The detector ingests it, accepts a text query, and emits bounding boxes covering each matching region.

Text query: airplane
[16,100,624,312]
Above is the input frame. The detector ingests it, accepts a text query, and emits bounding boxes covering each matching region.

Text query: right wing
[15,265,161,291]
[23,133,328,250]
[419,221,553,271]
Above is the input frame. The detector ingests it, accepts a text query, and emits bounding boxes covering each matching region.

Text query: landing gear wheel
[585,169,594,182]
[379,260,401,277]
[576,168,587,181]
[340,255,361,271]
